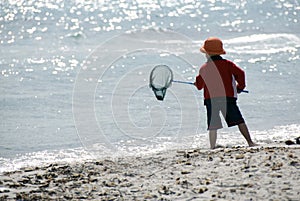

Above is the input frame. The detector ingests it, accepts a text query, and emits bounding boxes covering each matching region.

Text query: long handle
[172,80,194,85]
[172,80,249,93]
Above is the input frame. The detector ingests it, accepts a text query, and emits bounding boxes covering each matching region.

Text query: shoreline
[1,145,299,200]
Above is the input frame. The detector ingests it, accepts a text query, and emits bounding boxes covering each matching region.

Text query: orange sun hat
[200,37,226,55]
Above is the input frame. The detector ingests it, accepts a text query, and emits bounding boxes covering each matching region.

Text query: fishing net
[149,65,173,101]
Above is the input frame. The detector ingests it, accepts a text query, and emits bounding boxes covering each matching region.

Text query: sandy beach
[1,144,299,200]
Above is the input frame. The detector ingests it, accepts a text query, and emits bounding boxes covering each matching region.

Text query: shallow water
[0,0,299,172]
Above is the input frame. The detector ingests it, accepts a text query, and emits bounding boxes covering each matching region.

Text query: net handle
[172,80,249,93]
[172,80,194,85]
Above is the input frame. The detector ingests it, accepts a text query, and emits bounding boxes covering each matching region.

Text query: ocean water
[1,0,299,172]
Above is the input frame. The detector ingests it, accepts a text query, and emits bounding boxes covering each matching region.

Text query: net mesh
[149,65,173,101]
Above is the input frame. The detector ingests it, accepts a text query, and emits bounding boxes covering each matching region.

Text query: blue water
[1,0,299,172]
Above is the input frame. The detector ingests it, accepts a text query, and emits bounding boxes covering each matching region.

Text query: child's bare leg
[209,130,217,149]
[238,123,257,147]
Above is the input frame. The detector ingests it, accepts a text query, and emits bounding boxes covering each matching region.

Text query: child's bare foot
[211,144,224,149]
[248,142,259,147]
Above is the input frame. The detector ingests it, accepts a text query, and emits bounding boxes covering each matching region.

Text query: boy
[194,37,257,149]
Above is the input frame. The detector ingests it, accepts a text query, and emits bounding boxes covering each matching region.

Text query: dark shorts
[204,97,245,130]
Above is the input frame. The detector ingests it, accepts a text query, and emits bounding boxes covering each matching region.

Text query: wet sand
[1,145,299,200]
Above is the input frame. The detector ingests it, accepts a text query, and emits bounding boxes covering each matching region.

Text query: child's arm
[231,64,246,91]
[194,73,205,90]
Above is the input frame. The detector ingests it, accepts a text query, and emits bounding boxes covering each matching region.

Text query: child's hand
[237,88,243,94]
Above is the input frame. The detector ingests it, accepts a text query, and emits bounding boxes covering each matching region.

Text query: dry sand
[0,145,299,200]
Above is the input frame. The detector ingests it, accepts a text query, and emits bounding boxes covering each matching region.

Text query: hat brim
[200,47,226,55]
